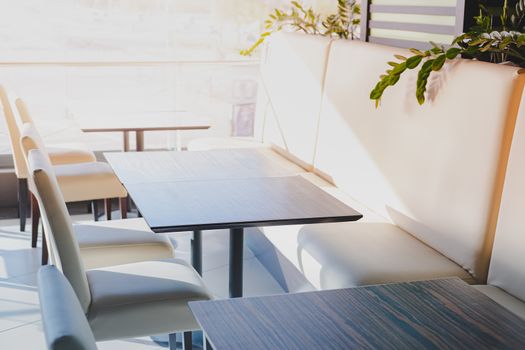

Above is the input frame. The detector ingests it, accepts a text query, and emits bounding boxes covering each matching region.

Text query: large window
[0,0,337,156]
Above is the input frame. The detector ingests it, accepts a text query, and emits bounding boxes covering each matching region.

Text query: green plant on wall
[370,0,525,106]
[240,0,360,56]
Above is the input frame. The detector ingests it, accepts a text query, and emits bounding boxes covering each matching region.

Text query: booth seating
[29,149,211,348]
[473,92,525,320]
[190,33,525,293]
[0,85,96,232]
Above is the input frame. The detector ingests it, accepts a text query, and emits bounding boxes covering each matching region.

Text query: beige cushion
[75,218,175,270]
[486,92,525,303]
[21,122,127,201]
[87,259,211,341]
[473,285,525,320]
[48,145,96,165]
[260,32,333,168]
[52,161,127,202]
[313,39,525,281]
[187,137,265,151]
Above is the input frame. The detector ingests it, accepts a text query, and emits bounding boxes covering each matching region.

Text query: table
[78,111,210,151]
[105,149,362,298]
[189,278,525,349]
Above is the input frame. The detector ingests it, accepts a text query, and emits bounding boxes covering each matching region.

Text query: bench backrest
[487,93,525,301]
[312,39,524,282]
[258,32,333,169]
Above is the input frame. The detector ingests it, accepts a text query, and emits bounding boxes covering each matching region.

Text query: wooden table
[105,149,362,298]
[78,111,210,151]
[190,278,525,350]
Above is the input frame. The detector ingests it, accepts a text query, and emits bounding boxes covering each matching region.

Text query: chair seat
[187,137,265,151]
[473,285,525,320]
[48,144,96,166]
[74,218,175,269]
[274,221,474,290]
[53,161,127,202]
[86,259,211,341]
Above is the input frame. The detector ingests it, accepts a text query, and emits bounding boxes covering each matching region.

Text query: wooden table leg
[136,130,144,152]
[229,228,244,298]
[31,193,40,248]
[119,197,128,219]
[18,178,28,232]
[123,131,130,152]
[41,227,49,265]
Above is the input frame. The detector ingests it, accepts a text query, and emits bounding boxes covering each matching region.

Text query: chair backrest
[15,97,35,124]
[26,148,91,312]
[312,39,525,282]
[0,85,28,178]
[259,32,333,169]
[20,122,50,161]
[486,92,525,302]
[38,265,97,350]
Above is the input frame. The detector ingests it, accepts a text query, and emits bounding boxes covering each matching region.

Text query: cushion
[74,218,175,269]
[53,161,127,202]
[473,285,525,320]
[486,92,525,302]
[313,39,525,281]
[38,266,97,350]
[48,145,96,165]
[86,259,211,340]
[260,32,333,168]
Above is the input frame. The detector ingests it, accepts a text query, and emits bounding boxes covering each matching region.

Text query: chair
[28,148,211,349]
[38,265,98,350]
[0,85,96,232]
[20,122,128,264]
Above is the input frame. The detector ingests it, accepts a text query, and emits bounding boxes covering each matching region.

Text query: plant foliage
[240,0,359,56]
[370,0,525,106]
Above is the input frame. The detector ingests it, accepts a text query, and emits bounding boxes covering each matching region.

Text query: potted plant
[370,0,525,106]
[240,0,360,56]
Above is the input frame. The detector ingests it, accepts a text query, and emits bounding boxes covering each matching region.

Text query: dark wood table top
[124,175,362,232]
[104,148,306,184]
[190,278,525,350]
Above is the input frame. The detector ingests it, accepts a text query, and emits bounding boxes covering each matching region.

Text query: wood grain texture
[105,149,306,184]
[190,278,525,350]
[125,176,362,232]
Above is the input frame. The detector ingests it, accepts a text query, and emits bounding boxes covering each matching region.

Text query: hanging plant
[370,0,525,106]
[240,0,360,56]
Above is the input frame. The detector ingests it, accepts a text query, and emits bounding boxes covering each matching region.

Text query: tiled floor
[0,214,284,349]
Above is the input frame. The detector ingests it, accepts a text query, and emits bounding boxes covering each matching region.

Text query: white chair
[0,85,96,232]
[29,148,211,349]
[20,122,128,264]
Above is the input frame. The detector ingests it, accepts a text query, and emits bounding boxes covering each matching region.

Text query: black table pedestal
[192,230,203,275]
[229,228,244,298]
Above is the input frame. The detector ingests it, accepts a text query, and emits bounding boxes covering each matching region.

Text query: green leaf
[394,54,407,61]
[445,47,462,59]
[406,55,423,69]
[432,54,447,71]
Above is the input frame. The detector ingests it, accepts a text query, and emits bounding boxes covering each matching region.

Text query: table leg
[136,130,144,152]
[192,230,202,275]
[229,228,244,298]
[123,131,130,152]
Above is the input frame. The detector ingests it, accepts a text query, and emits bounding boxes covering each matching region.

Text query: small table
[78,111,210,151]
[105,149,362,298]
[190,278,525,349]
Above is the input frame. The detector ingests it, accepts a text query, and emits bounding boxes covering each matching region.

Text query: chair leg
[183,332,193,350]
[18,179,29,232]
[168,333,177,350]
[204,337,213,350]
[119,197,127,219]
[104,198,112,220]
[31,193,40,248]
[91,201,99,222]
[41,227,48,265]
